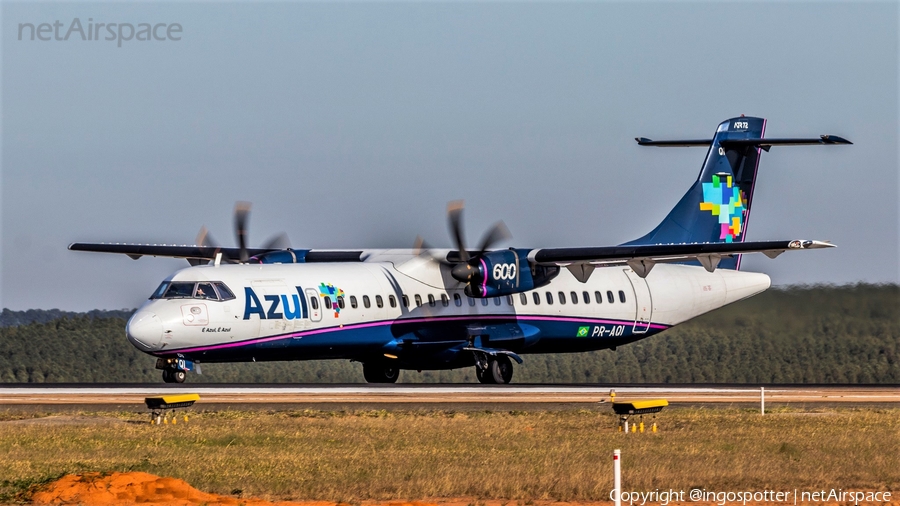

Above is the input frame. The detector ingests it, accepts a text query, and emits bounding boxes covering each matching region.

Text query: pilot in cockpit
[194,283,215,300]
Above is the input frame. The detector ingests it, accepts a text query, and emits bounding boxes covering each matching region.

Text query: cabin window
[481,297,489,306]
[389,295,397,308]
[607,291,615,304]
[571,291,578,304]
[532,292,541,305]
[546,292,554,305]
[595,291,603,304]
[195,283,216,300]
[619,290,627,303]
[337,296,345,309]
[309,296,319,310]
[349,295,358,309]
[402,295,409,308]
[428,294,436,307]
[558,291,566,304]
[454,293,462,307]
[415,294,422,307]
[441,294,449,307]
[583,291,590,304]
[376,295,384,308]
[363,295,371,308]
[494,297,502,306]
[323,297,332,310]
[520,293,528,305]
[468,297,476,307]
[214,282,235,301]
[507,295,514,305]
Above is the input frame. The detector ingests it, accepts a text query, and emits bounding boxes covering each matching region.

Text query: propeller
[195,201,291,264]
[234,201,251,263]
[445,200,512,284]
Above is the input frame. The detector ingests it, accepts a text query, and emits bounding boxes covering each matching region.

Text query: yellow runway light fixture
[612,399,667,434]
[145,394,200,425]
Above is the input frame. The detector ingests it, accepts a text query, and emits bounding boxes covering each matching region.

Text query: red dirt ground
[29,472,898,506]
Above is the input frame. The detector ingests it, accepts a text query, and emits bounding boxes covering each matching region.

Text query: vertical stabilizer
[625,117,766,269]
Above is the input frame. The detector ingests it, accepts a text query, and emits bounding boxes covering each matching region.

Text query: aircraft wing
[529,240,834,278]
[68,243,364,264]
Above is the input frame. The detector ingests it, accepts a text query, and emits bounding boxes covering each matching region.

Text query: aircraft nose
[126,311,163,351]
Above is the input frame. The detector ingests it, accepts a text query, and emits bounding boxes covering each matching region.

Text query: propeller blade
[196,226,226,260]
[261,232,291,250]
[195,226,216,249]
[413,235,428,256]
[476,220,512,255]
[447,200,468,262]
[234,201,251,263]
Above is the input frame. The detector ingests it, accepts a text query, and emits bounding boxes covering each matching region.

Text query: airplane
[69,116,850,384]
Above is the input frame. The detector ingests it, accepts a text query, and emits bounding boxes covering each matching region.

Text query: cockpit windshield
[149,281,236,301]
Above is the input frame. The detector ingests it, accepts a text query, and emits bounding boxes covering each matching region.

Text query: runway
[1,384,897,406]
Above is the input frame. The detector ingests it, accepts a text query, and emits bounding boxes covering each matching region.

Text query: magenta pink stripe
[164,314,669,355]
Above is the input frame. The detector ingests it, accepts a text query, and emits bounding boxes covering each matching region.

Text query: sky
[1,1,898,311]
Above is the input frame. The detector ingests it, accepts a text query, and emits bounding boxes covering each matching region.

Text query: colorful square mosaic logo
[318,283,345,318]
[699,173,746,243]
[576,326,590,337]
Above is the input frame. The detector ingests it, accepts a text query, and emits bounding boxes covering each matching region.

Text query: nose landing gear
[162,369,186,383]
[156,357,196,383]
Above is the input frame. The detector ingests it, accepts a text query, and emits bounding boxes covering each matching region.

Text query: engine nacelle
[249,249,309,264]
[464,249,559,297]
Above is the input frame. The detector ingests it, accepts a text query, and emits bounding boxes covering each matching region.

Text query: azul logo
[319,283,345,318]
[243,286,308,320]
[699,173,746,243]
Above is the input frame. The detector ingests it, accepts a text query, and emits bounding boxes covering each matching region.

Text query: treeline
[0,284,897,383]
[0,308,134,328]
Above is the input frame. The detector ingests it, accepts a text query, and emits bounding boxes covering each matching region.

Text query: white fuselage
[126,250,770,369]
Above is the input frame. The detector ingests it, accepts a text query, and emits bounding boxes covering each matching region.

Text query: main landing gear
[475,354,514,384]
[363,362,400,383]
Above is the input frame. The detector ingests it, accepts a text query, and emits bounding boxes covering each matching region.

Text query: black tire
[476,365,494,384]
[490,355,513,384]
[172,370,186,383]
[362,362,400,383]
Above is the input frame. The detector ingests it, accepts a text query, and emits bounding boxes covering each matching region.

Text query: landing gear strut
[475,355,513,384]
[363,362,400,383]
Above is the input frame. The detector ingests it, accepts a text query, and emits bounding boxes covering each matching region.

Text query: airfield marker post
[761,387,765,415]
[613,449,622,506]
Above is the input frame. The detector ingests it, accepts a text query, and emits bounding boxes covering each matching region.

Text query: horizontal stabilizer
[636,135,852,149]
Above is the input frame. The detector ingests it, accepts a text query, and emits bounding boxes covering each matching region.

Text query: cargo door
[624,269,652,334]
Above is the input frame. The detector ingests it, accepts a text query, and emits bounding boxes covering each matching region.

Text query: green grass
[0,407,897,502]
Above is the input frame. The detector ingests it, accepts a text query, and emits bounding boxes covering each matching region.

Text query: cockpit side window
[214,282,236,301]
[195,283,217,300]
[163,282,195,298]
[150,282,171,299]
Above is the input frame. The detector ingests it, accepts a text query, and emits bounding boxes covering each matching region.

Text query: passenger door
[305,288,322,322]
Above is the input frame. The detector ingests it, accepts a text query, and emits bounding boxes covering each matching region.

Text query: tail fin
[625,116,849,269]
